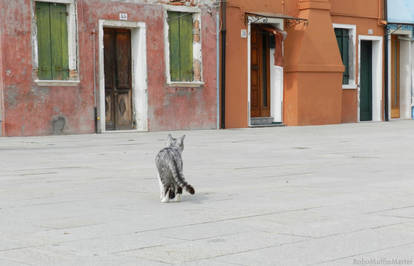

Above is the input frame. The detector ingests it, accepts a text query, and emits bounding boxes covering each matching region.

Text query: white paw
[175,194,181,202]
[161,197,169,203]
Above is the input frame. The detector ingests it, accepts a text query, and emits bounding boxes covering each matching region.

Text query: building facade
[221,0,386,128]
[0,0,218,136]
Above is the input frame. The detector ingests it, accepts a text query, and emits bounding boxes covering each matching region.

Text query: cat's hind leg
[158,173,169,203]
[157,173,163,200]
[175,186,182,202]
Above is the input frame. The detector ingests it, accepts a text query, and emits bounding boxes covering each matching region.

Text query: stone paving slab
[1,120,414,265]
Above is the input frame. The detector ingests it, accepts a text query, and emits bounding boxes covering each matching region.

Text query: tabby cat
[155,134,195,203]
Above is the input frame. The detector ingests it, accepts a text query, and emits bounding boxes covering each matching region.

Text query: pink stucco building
[0,0,218,136]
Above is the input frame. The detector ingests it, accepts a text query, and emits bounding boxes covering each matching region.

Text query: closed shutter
[36,2,53,80]
[335,28,350,84]
[168,12,193,82]
[36,2,69,80]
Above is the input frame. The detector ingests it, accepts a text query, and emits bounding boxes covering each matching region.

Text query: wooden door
[104,28,133,130]
[250,25,271,118]
[391,35,400,118]
[360,41,373,121]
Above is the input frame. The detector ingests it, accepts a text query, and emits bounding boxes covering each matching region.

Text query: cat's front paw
[175,194,182,202]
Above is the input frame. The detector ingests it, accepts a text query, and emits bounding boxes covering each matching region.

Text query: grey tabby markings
[155,134,195,203]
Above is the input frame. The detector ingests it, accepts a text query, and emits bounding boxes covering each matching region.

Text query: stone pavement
[1,121,414,266]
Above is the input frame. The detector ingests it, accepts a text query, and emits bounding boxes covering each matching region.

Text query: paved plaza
[0,121,414,265]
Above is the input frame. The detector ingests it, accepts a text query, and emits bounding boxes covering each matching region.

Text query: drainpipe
[0,23,4,136]
[216,9,220,129]
[384,0,389,121]
[220,0,226,129]
[92,29,98,133]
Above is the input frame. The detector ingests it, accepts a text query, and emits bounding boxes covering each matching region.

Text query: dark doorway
[104,28,133,130]
[250,25,271,118]
[360,40,372,121]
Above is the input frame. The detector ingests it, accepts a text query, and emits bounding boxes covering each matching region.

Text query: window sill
[342,84,357,90]
[167,82,204,88]
[35,80,80,87]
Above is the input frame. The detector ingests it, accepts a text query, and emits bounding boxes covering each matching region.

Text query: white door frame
[247,16,284,126]
[387,29,413,120]
[98,20,148,133]
[358,35,383,122]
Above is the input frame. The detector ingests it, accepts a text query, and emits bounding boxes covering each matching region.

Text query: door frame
[98,20,148,133]
[247,16,284,126]
[358,35,383,122]
[387,29,412,120]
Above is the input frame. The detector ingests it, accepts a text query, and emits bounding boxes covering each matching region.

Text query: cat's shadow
[173,192,210,204]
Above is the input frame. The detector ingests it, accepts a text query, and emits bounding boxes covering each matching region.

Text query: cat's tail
[185,185,195,195]
[167,160,195,195]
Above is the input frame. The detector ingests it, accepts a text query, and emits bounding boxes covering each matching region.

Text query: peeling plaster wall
[0,5,4,136]
[0,0,218,136]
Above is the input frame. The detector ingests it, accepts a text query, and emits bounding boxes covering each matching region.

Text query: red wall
[0,0,217,136]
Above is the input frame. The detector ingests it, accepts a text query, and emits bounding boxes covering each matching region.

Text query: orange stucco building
[221,0,385,128]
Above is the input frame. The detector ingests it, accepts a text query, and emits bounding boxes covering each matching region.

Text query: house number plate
[119,13,128,21]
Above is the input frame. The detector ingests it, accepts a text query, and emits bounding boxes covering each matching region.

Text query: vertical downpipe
[92,29,98,132]
[220,0,227,128]
[216,10,220,129]
[0,15,4,136]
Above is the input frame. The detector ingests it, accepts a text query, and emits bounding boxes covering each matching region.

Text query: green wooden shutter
[36,2,53,80]
[335,28,350,84]
[341,29,349,84]
[36,2,69,80]
[168,12,193,82]
[179,13,193,81]
[50,3,69,80]
[168,12,181,81]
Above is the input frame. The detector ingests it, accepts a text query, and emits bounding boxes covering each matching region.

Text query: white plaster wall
[399,39,411,119]
[131,26,148,131]
[412,41,414,117]
[270,48,283,122]
[371,39,383,122]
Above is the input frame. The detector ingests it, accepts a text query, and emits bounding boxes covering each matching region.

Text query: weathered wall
[0,4,4,136]
[1,0,93,136]
[0,0,217,136]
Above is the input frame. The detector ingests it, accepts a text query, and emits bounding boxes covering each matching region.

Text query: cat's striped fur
[155,134,195,203]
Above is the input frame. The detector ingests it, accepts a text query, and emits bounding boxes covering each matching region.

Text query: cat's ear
[167,134,173,140]
[181,135,186,142]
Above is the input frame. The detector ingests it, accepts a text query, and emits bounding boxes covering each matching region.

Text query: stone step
[249,123,285,128]
[250,117,274,125]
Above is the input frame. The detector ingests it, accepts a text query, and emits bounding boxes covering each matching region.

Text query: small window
[335,28,350,84]
[168,11,194,82]
[36,2,69,80]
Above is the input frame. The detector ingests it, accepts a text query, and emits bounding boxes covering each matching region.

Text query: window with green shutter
[36,2,69,80]
[168,11,193,82]
[335,28,350,84]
